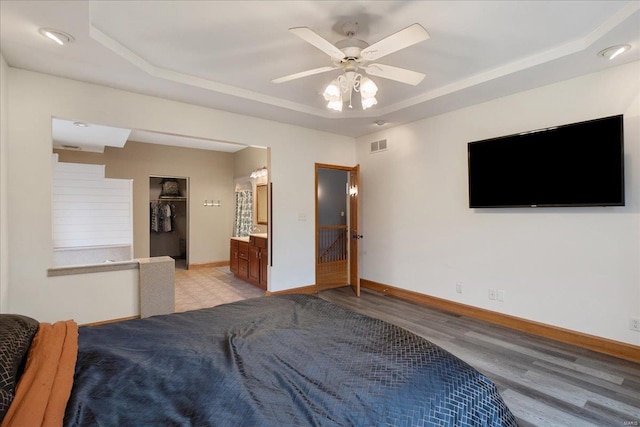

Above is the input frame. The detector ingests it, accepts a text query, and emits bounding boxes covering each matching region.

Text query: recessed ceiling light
[598,44,631,60]
[73,122,89,127]
[38,28,74,46]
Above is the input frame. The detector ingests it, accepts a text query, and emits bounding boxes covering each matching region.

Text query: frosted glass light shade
[361,96,377,110]
[360,77,378,98]
[323,81,342,101]
[327,100,343,111]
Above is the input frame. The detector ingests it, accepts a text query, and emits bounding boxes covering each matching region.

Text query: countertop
[231,233,268,242]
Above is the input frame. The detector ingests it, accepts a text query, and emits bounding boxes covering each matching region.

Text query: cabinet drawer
[238,241,249,259]
[250,236,267,249]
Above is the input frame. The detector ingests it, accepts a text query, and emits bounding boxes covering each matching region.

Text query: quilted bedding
[62,294,516,426]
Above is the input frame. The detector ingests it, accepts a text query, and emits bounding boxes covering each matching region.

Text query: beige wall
[234,146,267,180]
[5,60,639,346]
[233,146,269,233]
[0,54,8,312]
[55,141,236,264]
[356,61,640,346]
[6,68,355,323]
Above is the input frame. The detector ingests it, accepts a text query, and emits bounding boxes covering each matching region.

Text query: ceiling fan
[272,22,430,111]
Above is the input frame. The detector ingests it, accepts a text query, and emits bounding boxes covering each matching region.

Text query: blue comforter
[64,294,517,426]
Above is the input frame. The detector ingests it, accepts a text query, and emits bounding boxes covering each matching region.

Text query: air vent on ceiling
[61,144,81,150]
[370,139,388,153]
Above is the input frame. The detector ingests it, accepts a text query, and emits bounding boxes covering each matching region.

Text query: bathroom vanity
[230,234,267,290]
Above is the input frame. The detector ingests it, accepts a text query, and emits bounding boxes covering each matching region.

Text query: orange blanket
[2,321,78,427]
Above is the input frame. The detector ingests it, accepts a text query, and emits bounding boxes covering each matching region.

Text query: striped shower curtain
[234,190,253,237]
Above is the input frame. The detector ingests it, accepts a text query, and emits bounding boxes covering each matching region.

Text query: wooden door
[348,165,360,296]
[314,163,360,295]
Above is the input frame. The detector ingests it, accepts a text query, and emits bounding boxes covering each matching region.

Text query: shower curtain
[234,190,253,237]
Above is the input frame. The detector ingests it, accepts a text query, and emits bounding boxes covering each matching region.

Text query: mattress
[63,294,517,426]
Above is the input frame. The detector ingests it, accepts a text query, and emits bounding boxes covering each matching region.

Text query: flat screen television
[467,115,624,208]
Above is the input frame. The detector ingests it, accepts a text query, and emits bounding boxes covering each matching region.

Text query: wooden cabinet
[248,244,261,284]
[230,239,239,274]
[230,237,267,289]
[249,236,267,290]
[235,240,249,279]
[259,248,268,289]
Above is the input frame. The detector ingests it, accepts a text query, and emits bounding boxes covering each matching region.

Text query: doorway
[315,163,360,296]
[149,176,189,269]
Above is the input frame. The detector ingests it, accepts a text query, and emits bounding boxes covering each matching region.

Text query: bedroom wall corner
[0,53,9,313]
[355,61,640,346]
[627,88,640,333]
[5,68,355,322]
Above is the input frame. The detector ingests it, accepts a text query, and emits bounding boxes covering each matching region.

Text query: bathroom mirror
[256,184,268,225]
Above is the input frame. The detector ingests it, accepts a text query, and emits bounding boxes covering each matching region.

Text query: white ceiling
[2,1,639,143]
[50,118,247,153]
[52,118,131,153]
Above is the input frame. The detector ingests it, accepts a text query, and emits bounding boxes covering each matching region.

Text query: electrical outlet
[456,283,463,294]
[488,289,497,300]
[630,317,640,332]
[497,290,505,302]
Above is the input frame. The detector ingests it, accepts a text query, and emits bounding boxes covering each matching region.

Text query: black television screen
[467,115,624,208]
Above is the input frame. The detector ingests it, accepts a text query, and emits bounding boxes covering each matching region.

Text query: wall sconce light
[250,166,268,179]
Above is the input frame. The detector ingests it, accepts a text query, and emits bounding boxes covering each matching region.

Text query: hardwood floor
[176,269,640,426]
[319,287,640,427]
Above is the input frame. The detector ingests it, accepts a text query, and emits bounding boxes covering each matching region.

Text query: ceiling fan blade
[363,63,425,85]
[272,66,339,84]
[360,23,430,61]
[289,27,346,61]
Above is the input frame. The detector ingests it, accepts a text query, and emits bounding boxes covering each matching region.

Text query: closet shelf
[150,197,187,202]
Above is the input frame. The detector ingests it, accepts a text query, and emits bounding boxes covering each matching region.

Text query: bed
[1,294,517,426]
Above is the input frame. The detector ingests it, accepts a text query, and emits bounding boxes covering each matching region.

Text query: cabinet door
[259,248,268,289]
[248,245,261,283]
[237,242,249,279]
[237,259,249,279]
[230,240,239,274]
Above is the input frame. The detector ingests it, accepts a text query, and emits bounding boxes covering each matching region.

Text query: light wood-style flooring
[174,265,263,312]
[175,267,640,427]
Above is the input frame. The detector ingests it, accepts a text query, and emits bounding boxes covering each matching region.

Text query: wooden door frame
[348,164,360,297]
[315,163,360,295]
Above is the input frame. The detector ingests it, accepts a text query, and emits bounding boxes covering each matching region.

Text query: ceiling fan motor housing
[335,38,369,61]
[273,22,429,91]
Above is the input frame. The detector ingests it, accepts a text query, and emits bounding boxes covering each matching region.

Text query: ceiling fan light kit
[273,21,430,112]
[323,72,379,111]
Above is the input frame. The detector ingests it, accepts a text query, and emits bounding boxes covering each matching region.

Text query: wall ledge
[361,279,640,364]
[47,260,139,277]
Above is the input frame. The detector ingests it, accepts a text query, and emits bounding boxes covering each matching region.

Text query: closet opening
[150,176,189,269]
